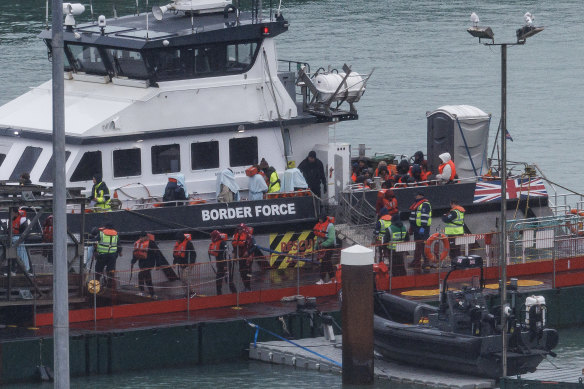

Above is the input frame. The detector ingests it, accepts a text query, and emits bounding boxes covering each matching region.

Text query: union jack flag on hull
[473,178,548,203]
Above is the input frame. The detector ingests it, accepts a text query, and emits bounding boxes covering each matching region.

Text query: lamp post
[467,13,543,377]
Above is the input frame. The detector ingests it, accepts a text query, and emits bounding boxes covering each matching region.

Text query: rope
[245,320,342,368]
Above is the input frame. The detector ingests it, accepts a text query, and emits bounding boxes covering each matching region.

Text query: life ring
[566,210,584,236]
[424,233,450,262]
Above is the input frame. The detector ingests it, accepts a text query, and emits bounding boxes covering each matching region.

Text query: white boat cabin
[0,0,364,206]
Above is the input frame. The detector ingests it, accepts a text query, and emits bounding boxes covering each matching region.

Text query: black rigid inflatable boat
[373,256,559,378]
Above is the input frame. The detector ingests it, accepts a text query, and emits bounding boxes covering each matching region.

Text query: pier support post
[341,244,374,385]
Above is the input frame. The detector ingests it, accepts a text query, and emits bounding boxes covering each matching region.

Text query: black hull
[65,196,319,238]
[373,293,558,379]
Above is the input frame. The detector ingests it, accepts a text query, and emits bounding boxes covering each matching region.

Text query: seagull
[524,12,534,26]
[470,12,479,27]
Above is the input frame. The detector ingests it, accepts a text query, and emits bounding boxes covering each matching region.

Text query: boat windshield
[145,41,259,82]
[106,49,150,80]
[52,40,260,81]
[67,43,108,75]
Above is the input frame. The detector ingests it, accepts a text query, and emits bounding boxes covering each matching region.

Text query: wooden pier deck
[249,336,496,389]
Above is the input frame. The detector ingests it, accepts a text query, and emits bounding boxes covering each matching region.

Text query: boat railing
[6,218,584,320]
[278,59,311,74]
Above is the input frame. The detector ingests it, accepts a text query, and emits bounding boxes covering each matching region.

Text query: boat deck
[249,336,496,389]
[0,295,341,341]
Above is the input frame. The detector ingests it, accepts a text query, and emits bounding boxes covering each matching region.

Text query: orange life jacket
[421,170,432,181]
[173,239,189,259]
[232,227,253,247]
[383,197,398,215]
[451,205,466,213]
[208,233,228,257]
[133,238,150,260]
[12,210,26,235]
[314,217,335,238]
[42,216,53,242]
[351,172,357,182]
[438,160,456,181]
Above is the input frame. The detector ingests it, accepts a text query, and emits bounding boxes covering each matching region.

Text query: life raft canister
[424,232,450,262]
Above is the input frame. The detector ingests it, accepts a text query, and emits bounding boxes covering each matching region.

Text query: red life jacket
[208,233,228,257]
[173,240,188,259]
[383,197,398,215]
[42,216,53,243]
[409,198,428,211]
[133,238,150,260]
[438,160,456,181]
[232,228,253,248]
[12,210,27,235]
[314,217,335,238]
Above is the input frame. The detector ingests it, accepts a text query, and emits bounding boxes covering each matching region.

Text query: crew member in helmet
[232,223,256,291]
[436,152,457,185]
[131,231,159,298]
[173,232,196,276]
[208,230,237,295]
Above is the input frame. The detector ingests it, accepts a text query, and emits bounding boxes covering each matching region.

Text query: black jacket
[163,181,187,203]
[298,158,326,192]
[131,240,160,269]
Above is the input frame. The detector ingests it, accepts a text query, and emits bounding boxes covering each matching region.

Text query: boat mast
[51,0,71,387]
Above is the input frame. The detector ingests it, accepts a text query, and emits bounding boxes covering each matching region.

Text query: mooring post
[341,244,374,385]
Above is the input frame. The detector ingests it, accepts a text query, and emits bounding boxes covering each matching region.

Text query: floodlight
[63,3,85,16]
[467,26,494,41]
[153,5,171,21]
[516,25,544,42]
[98,15,106,27]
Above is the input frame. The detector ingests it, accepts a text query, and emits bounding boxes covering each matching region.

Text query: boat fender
[424,233,450,262]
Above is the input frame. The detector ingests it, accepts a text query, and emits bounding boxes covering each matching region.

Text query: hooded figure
[436,152,456,184]
[248,166,268,200]
[259,158,281,193]
[216,168,240,202]
[281,168,309,193]
[90,173,111,211]
[163,173,188,205]
[413,151,425,165]
[298,150,327,197]
[410,164,422,182]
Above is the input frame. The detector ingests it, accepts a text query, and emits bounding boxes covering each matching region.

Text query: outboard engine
[525,295,547,339]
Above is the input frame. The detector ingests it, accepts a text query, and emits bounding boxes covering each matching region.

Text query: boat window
[9,146,42,181]
[191,141,219,170]
[229,137,258,167]
[44,40,73,72]
[67,44,108,75]
[151,144,180,174]
[113,148,142,177]
[70,151,102,182]
[39,151,71,182]
[146,41,259,81]
[0,153,5,168]
[226,42,258,72]
[106,49,149,79]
